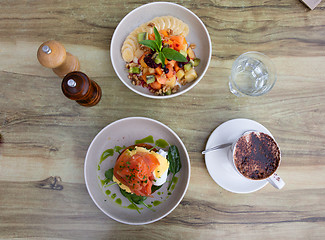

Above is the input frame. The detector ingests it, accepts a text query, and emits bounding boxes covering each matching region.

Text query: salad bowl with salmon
[84,117,190,225]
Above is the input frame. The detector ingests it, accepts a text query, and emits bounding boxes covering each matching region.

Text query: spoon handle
[202,142,232,154]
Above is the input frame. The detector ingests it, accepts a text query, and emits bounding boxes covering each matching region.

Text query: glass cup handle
[267,172,285,189]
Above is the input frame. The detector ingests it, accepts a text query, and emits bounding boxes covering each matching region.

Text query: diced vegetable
[165,75,176,88]
[150,80,162,90]
[155,67,163,75]
[165,89,172,95]
[137,32,148,42]
[151,52,158,59]
[156,75,167,84]
[187,47,195,59]
[174,62,181,72]
[139,54,148,68]
[182,43,188,51]
[140,74,147,82]
[154,57,162,64]
[168,60,176,67]
[166,64,174,78]
[184,63,192,72]
[179,50,187,58]
[148,33,155,40]
[193,58,201,67]
[184,68,197,82]
[148,68,155,74]
[170,35,186,51]
[176,69,185,80]
[159,30,169,37]
[142,67,149,74]
[129,67,140,74]
[146,75,155,84]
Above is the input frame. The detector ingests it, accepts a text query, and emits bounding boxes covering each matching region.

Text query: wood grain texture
[1,0,325,239]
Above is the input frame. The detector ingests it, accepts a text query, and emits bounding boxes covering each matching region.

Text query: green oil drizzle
[100,179,110,186]
[100,149,114,163]
[168,192,172,195]
[169,177,178,191]
[157,192,162,195]
[115,198,122,205]
[135,135,154,144]
[114,145,125,154]
[98,165,100,170]
[107,182,117,187]
[155,139,169,148]
[152,201,162,206]
[127,204,137,210]
[173,177,179,184]
[148,204,152,208]
[105,189,111,195]
[125,204,143,211]
[111,193,117,199]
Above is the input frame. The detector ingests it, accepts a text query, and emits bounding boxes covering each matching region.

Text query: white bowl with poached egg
[84,117,190,225]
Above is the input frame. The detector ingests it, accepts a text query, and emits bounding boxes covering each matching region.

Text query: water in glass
[229,52,276,97]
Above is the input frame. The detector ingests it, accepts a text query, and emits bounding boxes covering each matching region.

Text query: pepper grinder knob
[61,71,101,107]
[37,40,80,77]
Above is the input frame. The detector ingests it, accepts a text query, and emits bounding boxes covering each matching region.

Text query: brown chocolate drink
[233,132,280,180]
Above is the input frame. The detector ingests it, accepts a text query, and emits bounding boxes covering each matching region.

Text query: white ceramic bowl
[110,2,212,99]
[84,117,191,225]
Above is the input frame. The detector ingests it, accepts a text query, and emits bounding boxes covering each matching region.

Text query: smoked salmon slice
[113,146,160,196]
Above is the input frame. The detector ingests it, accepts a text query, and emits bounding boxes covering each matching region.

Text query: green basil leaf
[119,188,147,204]
[119,188,130,198]
[105,168,114,182]
[151,184,162,193]
[167,145,181,190]
[130,194,147,204]
[162,48,187,62]
[119,189,141,213]
[158,51,166,67]
[167,145,181,174]
[153,27,162,51]
[139,40,159,52]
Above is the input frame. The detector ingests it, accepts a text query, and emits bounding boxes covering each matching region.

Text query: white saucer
[204,118,274,194]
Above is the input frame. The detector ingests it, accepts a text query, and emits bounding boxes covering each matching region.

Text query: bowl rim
[84,116,191,225]
[110,1,212,99]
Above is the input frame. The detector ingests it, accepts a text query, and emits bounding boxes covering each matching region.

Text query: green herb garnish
[119,188,154,213]
[100,149,114,164]
[139,27,187,67]
[105,168,114,182]
[151,184,162,193]
[167,145,181,190]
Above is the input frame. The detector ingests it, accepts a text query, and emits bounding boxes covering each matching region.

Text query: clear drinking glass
[229,51,277,97]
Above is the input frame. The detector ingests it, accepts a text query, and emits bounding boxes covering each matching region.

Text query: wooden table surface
[1,0,325,239]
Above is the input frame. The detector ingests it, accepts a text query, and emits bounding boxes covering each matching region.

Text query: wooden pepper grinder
[37,40,80,78]
[61,71,102,107]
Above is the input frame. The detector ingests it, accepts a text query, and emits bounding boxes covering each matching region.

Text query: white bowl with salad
[84,117,191,225]
[110,2,211,98]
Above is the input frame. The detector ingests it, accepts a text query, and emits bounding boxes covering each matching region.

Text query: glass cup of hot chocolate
[229,131,285,189]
